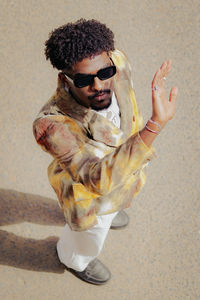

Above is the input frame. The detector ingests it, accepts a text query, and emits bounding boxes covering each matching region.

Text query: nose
[91,76,103,91]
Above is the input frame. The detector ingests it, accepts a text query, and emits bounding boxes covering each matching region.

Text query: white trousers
[57,212,118,271]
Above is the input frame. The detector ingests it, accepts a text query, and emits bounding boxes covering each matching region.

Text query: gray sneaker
[68,258,111,285]
[110,211,129,229]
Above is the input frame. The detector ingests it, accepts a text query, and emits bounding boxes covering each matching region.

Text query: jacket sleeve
[33,115,155,197]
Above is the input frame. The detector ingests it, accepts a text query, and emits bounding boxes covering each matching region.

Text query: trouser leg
[57,211,118,272]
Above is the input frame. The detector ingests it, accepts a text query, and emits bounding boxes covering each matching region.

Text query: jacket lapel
[113,78,134,139]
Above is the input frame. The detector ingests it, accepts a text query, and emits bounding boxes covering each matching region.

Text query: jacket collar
[55,68,134,147]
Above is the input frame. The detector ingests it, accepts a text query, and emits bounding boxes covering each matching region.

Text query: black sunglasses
[64,65,116,88]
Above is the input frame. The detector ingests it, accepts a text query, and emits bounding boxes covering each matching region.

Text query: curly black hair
[44,19,115,71]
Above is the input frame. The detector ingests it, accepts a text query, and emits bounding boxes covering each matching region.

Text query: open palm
[151,60,178,125]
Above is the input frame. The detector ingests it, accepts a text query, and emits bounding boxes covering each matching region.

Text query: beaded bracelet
[148,118,162,130]
[145,119,162,134]
[145,125,159,134]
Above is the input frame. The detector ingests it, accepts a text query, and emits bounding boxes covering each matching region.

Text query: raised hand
[151,60,178,127]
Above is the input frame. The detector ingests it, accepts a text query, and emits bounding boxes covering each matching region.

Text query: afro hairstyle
[44,19,115,70]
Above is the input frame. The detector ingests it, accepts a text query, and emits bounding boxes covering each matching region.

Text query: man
[33,19,178,285]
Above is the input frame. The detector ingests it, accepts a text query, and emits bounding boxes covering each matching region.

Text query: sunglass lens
[98,66,116,80]
[74,75,93,88]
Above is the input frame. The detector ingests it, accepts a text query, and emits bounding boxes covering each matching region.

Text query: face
[63,51,116,111]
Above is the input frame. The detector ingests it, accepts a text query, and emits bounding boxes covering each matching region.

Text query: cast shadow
[0,189,66,273]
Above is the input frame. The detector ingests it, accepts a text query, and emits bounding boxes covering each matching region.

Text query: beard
[90,97,112,111]
[89,89,112,111]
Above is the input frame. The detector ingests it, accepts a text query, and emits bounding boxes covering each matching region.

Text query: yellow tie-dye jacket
[33,50,156,231]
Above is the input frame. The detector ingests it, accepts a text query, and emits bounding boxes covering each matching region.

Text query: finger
[169,86,178,102]
[159,60,171,80]
[163,59,172,77]
[152,68,161,88]
[156,61,166,82]
[152,60,169,87]
[167,59,172,69]
[152,59,172,89]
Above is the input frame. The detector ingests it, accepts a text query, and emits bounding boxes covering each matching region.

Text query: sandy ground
[0,1,200,299]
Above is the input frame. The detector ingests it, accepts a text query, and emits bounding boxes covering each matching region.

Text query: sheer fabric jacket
[33,50,156,231]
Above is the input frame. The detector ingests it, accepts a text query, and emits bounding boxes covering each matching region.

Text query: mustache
[88,89,111,100]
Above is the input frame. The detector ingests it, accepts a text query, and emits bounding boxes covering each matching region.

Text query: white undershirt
[96,93,121,128]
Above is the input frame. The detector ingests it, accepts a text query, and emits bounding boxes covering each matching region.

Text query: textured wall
[0,1,200,299]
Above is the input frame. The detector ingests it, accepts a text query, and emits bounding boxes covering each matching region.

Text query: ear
[58,72,70,88]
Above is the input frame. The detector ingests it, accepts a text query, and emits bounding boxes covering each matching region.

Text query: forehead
[72,51,111,75]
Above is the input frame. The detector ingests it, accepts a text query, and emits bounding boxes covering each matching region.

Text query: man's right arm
[33,116,155,197]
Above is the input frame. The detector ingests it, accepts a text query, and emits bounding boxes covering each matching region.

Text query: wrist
[151,116,167,129]
[145,119,161,135]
